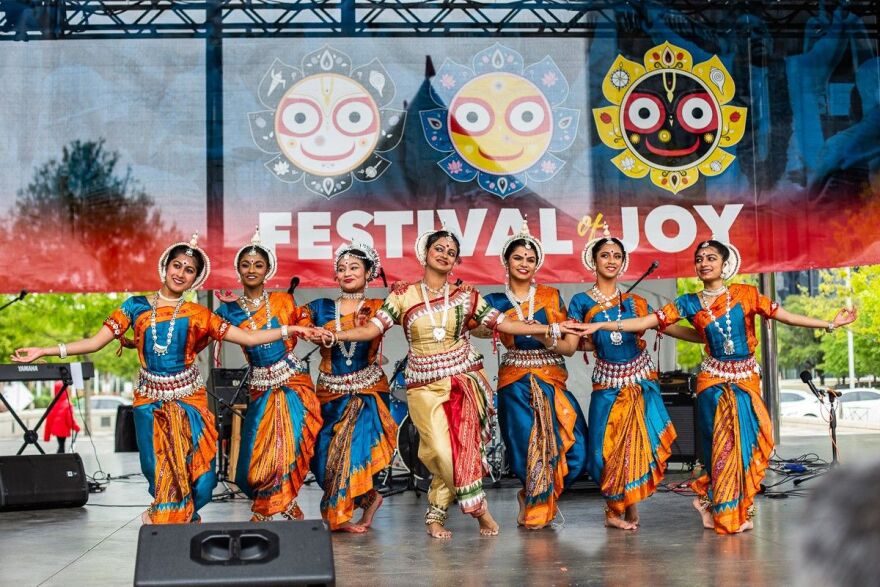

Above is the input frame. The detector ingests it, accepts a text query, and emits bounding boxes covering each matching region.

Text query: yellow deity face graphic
[250,46,406,198]
[593,42,746,194]
[275,74,380,177]
[447,73,553,175]
[421,43,579,198]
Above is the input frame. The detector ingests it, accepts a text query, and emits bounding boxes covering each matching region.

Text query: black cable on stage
[74,390,112,492]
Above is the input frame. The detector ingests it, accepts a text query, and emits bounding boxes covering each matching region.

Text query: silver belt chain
[136,364,204,401]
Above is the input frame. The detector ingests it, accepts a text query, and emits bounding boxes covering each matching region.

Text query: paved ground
[1,422,877,586]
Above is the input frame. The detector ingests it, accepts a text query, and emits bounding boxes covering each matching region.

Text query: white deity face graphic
[275,74,381,177]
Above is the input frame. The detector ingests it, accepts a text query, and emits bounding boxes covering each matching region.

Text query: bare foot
[356,491,383,529]
[280,502,304,521]
[477,510,500,536]
[140,510,153,525]
[334,522,368,534]
[734,520,754,533]
[624,504,640,527]
[692,497,714,529]
[426,522,452,539]
[604,515,637,531]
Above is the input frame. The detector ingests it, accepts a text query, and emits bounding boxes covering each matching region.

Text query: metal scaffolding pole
[759,272,780,444]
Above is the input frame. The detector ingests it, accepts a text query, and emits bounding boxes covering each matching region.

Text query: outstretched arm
[772,306,857,330]
[665,324,703,343]
[567,313,662,337]
[12,326,116,363]
[224,324,317,347]
[315,322,384,345]
[496,319,581,353]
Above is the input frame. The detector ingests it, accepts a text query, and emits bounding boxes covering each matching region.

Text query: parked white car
[779,389,825,419]
[835,388,880,424]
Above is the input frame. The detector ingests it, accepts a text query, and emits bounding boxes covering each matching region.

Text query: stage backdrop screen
[1,23,877,292]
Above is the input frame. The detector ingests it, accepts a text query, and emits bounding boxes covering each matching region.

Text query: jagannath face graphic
[422,43,579,198]
[593,42,746,194]
[448,73,553,175]
[249,46,406,198]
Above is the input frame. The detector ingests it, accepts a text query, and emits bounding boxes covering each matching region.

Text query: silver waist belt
[136,364,204,401]
[249,352,308,389]
[317,363,385,394]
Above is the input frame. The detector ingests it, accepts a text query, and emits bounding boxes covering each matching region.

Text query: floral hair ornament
[334,240,382,281]
[500,216,544,271]
[414,223,461,267]
[234,226,278,281]
[158,231,211,290]
[582,222,630,274]
[698,237,741,280]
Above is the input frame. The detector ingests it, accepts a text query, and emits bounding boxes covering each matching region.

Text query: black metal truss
[1,1,877,41]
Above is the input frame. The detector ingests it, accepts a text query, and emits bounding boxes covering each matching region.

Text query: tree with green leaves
[0,292,142,385]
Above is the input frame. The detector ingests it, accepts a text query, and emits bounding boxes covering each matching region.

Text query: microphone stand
[794,375,839,486]
[0,290,27,313]
[625,262,659,293]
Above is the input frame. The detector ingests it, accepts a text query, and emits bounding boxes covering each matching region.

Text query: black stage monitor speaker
[134,520,335,587]
[115,404,138,452]
[0,453,89,511]
[658,371,700,466]
[210,368,249,411]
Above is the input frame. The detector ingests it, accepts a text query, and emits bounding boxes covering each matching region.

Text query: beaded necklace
[591,285,624,346]
[335,297,365,366]
[239,291,272,348]
[420,282,451,342]
[150,294,186,356]
[700,287,735,355]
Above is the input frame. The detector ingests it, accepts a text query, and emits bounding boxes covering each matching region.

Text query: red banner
[1,32,877,292]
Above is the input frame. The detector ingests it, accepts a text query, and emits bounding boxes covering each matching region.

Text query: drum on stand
[396,415,432,481]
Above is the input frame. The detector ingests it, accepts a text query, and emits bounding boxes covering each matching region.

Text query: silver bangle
[281,325,289,341]
[58,343,67,359]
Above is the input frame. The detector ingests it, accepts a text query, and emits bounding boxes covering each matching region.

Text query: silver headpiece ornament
[500,216,544,271]
[158,231,211,290]
[334,241,382,281]
[234,227,278,281]
[414,224,461,267]
[698,237,741,280]
[582,223,629,274]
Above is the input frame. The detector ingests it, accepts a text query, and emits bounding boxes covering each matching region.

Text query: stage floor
[1,425,878,587]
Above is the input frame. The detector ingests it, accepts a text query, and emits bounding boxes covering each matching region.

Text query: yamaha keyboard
[0,362,95,454]
[0,362,95,382]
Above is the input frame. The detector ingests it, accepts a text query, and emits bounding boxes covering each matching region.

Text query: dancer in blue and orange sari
[574,238,857,534]
[566,227,701,530]
[304,242,396,533]
[215,229,322,522]
[12,233,315,524]
[483,220,588,529]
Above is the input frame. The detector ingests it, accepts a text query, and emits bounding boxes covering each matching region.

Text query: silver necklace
[505,283,536,337]
[241,293,263,307]
[591,285,624,346]
[702,284,728,297]
[700,288,735,355]
[335,297,365,366]
[420,282,450,342]
[340,291,365,300]
[421,280,446,296]
[150,294,186,356]
[156,290,182,303]
[239,291,272,347]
